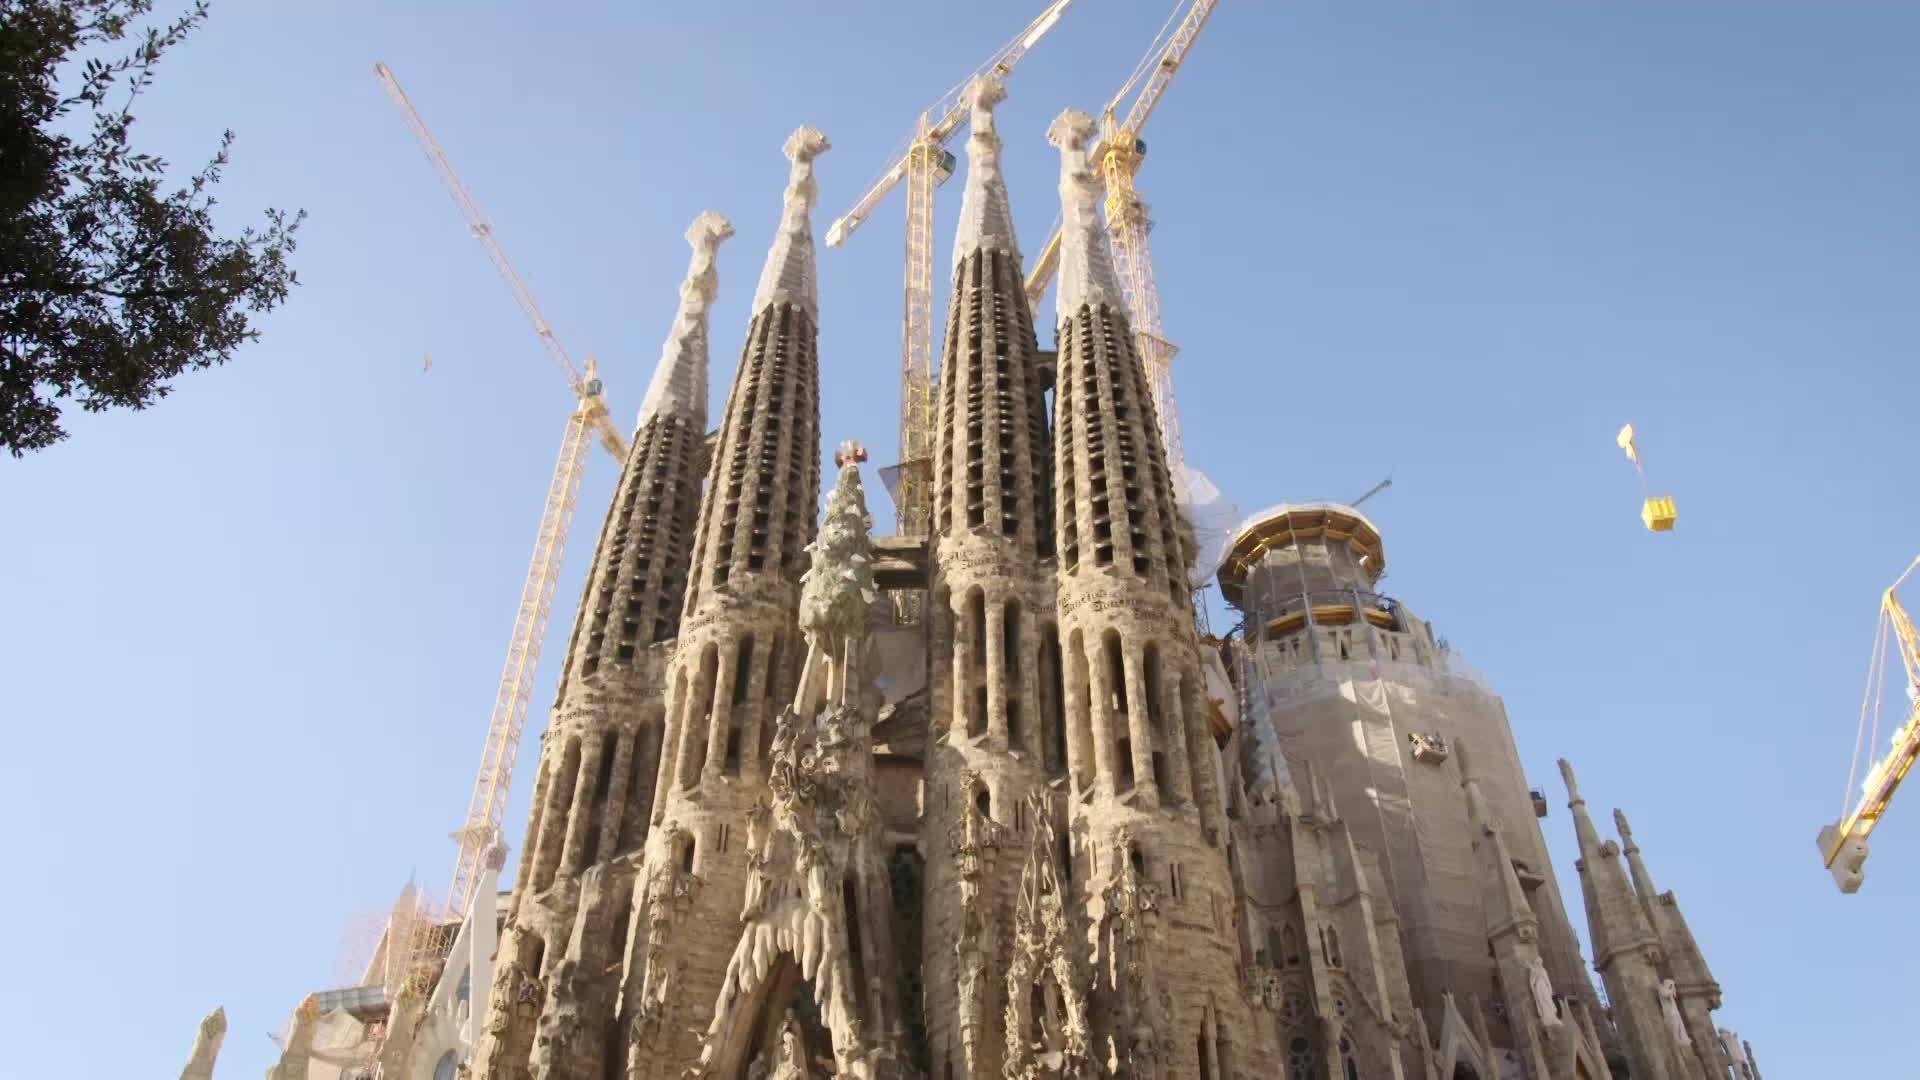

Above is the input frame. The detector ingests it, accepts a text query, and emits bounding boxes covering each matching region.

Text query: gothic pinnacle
[1614,807,1638,850]
[750,125,831,319]
[1559,757,1606,858]
[1048,108,1124,319]
[637,210,734,428]
[953,76,1018,267]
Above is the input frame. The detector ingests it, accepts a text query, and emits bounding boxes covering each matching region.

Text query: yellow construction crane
[1024,0,1218,482]
[824,0,1074,544]
[1820,555,1920,893]
[375,62,626,936]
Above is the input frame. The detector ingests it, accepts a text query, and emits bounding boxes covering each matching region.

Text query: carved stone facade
[248,74,1759,1080]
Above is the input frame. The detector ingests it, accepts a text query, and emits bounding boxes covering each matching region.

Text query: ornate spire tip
[1557,758,1582,802]
[687,209,735,251]
[967,75,1008,124]
[1047,108,1097,151]
[784,125,830,166]
[1612,808,1635,841]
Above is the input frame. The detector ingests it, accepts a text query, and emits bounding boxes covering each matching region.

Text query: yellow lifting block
[1641,495,1677,532]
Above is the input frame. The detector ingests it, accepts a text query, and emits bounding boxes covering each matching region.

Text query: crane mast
[824,0,1073,551]
[1821,556,1920,893]
[375,62,622,932]
[1023,0,1218,481]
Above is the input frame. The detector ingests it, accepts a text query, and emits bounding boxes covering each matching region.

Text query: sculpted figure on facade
[1004,795,1092,1079]
[689,457,908,1080]
[1526,955,1563,1029]
[1658,979,1692,1048]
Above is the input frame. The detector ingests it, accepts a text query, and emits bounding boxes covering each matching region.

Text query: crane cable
[1110,0,1189,115]
[1841,557,1920,819]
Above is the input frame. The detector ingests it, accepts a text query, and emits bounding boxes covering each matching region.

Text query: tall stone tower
[1215,504,1600,1035]
[1046,107,1250,1076]
[471,210,733,1080]
[919,76,1062,1080]
[627,126,829,1074]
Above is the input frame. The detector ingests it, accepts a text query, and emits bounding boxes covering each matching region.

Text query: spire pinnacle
[1613,808,1637,849]
[1048,108,1124,319]
[637,210,734,429]
[750,126,831,319]
[953,77,1019,267]
[1559,757,1605,857]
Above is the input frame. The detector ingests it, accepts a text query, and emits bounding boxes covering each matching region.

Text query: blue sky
[4,2,1916,1076]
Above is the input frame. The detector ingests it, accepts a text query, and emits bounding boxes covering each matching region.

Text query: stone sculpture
[1526,956,1562,1029]
[179,1006,226,1080]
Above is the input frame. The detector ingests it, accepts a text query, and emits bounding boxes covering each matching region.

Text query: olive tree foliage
[0,0,303,455]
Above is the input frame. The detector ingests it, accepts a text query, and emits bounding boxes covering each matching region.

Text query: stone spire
[178,1006,226,1080]
[1047,108,1125,318]
[634,125,830,1074]
[1460,740,1535,931]
[953,77,1018,266]
[1618,808,1728,1077]
[475,212,735,1080]
[1560,759,1693,1080]
[637,210,733,428]
[919,76,1058,1078]
[1461,740,1559,1080]
[266,995,319,1080]
[1559,760,1657,963]
[750,126,830,318]
[1046,101,1249,1073]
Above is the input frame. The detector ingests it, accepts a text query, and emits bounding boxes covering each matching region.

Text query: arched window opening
[732,636,755,705]
[1002,598,1022,676]
[1282,924,1302,967]
[764,635,783,700]
[842,878,867,1024]
[1143,644,1164,733]
[969,588,987,672]
[1106,635,1127,713]
[1286,1035,1315,1077]
[974,786,992,822]
[683,646,720,789]
[1453,1064,1484,1080]
[1067,630,1093,791]
[1128,843,1145,878]
[1341,1036,1360,1080]
[1042,627,1066,776]
[969,684,988,739]
[676,832,696,875]
[1322,926,1343,968]
[433,1051,458,1080]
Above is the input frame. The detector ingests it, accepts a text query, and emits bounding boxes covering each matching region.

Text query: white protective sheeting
[749,126,830,319]
[636,211,733,428]
[1178,463,1238,590]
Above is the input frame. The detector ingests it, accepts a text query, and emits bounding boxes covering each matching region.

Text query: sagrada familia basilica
[220,77,1762,1080]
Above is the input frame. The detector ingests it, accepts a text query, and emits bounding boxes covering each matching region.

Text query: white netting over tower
[1177,463,1238,591]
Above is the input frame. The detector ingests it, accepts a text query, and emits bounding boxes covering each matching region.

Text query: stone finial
[1557,758,1583,804]
[179,1007,227,1080]
[953,76,1018,267]
[484,837,510,872]
[1048,108,1124,317]
[637,210,734,428]
[1613,808,1636,848]
[750,126,831,318]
